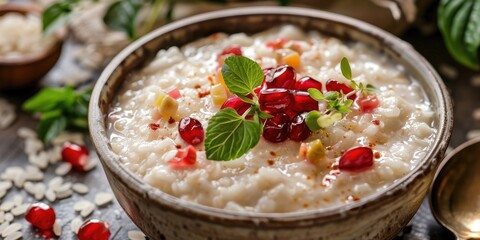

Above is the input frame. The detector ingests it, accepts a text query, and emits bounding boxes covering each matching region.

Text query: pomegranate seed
[62,142,89,171]
[149,123,160,131]
[357,95,380,113]
[339,147,374,172]
[259,88,292,113]
[168,145,197,167]
[289,112,312,141]
[266,38,289,49]
[326,79,356,100]
[262,113,290,143]
[25,203,56,230]
[221,96,251,116]
[265,65,296,89]
[178,117,204,145]
[295,76,322,91]
[290,90,318,112]
[220,45,242,56]
[168,88,181,99]
[77,219,111,240]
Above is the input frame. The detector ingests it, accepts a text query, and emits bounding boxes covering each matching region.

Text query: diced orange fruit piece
[283,52,301,70]
[158,95,178,119]
[211,84,228,106]
[155,92,167,107]
[306,139,326,166]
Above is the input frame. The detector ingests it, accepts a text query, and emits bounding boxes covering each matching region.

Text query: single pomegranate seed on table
[326,79,357,100]
[263,113,290,143]
[259,88,292,113]
[289,112,312,141]
[221,96,251,116]
[290,90,319,112]
[339,147,374,172]
[77,219,111,240]
[62,142,89,171]
[357,95,380,113]
[168,145,197,167]
[294,76,323,91]
[178,117,204,145]
[265,65,296,89]
[25,203,56,230]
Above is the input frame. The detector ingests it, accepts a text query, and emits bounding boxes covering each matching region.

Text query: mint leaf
[306,111,321,131]
[340,57,352,79]
[38,115,67,143]
[42,0,78,34]
[205,109,261,161]
[22,88,69,113]
[221,56,264,96]
[103,0,142,39]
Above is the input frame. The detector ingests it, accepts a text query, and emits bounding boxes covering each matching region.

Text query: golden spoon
[430,137,480,240]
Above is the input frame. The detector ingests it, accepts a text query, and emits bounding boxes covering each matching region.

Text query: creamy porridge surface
[108,25,436,213]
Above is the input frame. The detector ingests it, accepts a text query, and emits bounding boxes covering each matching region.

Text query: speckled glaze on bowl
[0,4,65,90]
[89,7,453,240]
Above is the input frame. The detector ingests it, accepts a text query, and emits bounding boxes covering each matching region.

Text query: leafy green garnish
[340,57,352,80]
[205,56,270,161]
[103,0,142,39]
[205,109,261,161]
[42,0,79,35]
[438,0,480,70]
[305,110,321,131]
[22,86,91,143]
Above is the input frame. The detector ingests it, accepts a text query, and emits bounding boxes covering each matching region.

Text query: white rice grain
[17,127,36,139]
[54,182,72,193]
[55,189,73,199]
[74,200,93,211]
[0,222,8,233]
[24,181,36,195]
[128,230,146,240]
[48,176,63,189]
[45,189,56,202]
[0,211,4,223]
[28,151,49,169]
[70,217,83,234]
[34,182,46,200]
[84,156,98,171]
[0,201,14,212]
[0,191,5,199]
[80,203,95,217]
[4,213,12,222]
[55,162,72,176]
[1,222,21,237]
[53,219,62,236]
[95,192,113,207]
[25,165,44,181]
[72,183,89,194]
[4,231,22,240]
[0,98,16,130]
[10,204,29,216]
[24,138,43,155]
[0,181,12,192]
[12,195,22,206]
[13,173,26,188]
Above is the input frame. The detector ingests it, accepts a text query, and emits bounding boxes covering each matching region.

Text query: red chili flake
[347,195,360,202]
[372,119,380,125]
[303,203,309,208]
[207,76,215,86]
[374,152,381,159]
[168,88,181,99]
[168,117,175,124]
[168,145,197,167]
[194,84,201,89]
[198,90,210,98]
[149,123,160,131]
[269,151,277,157]
[267,160,275,166]
[175,145,182,149]
[266,38,289,49]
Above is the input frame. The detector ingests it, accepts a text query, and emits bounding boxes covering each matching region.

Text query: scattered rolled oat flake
[1,222,21,237]
[94,192,113,207]
[467,129,480,140]
[0,201,14,212]
[128,230,146,240]
[72,183,89,194]
[53,219,62,236]
[471,74,480,87]
[4,231,22,240]
[11,204,29,216]
[71,217,83,234]
[55,162,72,176]
[80,203,95,217]
[0,98,16,130]
[45,189,56,202]
[438,64,458,79]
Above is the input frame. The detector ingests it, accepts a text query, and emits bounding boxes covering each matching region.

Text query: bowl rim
[0,3,65,66]
[90,6,453,222]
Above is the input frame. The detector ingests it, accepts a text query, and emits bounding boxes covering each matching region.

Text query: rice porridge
[108,25,436,213]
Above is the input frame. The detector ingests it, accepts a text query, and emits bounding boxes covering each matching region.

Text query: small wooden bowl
[0,4,65,91]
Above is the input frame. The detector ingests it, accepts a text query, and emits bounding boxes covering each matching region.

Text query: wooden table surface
[1,11,478,240]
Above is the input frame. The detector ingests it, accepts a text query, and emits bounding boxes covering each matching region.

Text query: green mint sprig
[22,86,91,143]
[306,57,375,130]
[205,56,271,161]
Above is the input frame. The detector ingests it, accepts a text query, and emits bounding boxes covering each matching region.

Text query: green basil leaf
[340,57,352,80]
[308,88,324,101]
[38,115,67,143]
[205,108,261,161]
[22,88,68,113]
[306,110,321,131]
[103,0,142,39]
[221,56,264,96]
[438,0,480,70]
[42,0,77,34]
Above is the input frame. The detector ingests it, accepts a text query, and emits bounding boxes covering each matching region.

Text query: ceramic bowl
[0,4,65,91]
[89,7,453,239]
